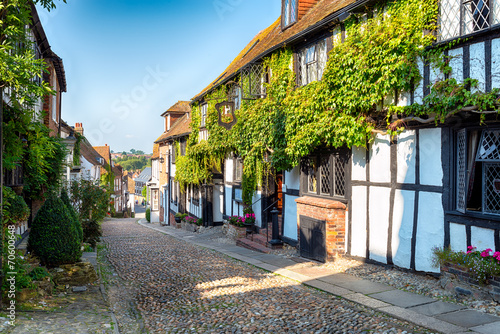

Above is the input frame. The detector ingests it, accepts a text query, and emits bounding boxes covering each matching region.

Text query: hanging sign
[216,101,237,130]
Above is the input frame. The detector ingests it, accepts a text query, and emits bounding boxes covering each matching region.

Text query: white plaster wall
[471,226,496,251]
[448,47,464,84]
[351,186,367,257]
[151,211,160,223]
[469,42,486,93]
[225,158,234,183]
[171,163,176,177]
[352,146,367,181]
[284,166,300,190]
[449,223,467,252]
[415,192,444,273]
[397,130,416,184]
[414,58,425,104]
[492,38,500,90]
[419,128,443,187]
[369,134,391,183]
[429,61,445,86]
[369,186,391,264]
[252,192,262,228]
[283,194,298,240]
[392,189,415,269]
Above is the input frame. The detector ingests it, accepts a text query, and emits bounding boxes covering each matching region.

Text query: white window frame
[200,104,208,128]
[298,38,328,86]
[282,0,298,28]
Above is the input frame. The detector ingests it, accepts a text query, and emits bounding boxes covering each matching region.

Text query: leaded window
[439,0,500,41]
[201,103,208,128]
[282,0,298,29]
[302,150,347,199]
[456,128,500,216]
[234,158,243,182]
[240,63,266,99]
[297,39,328,86]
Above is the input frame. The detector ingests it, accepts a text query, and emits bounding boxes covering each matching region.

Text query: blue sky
[37,0,281,153]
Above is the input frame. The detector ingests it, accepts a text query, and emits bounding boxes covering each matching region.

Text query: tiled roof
[152,143,160,159]
[134,167,152,183]
[161,101,191,117]
[93,145,111,164]
[154,114,192,144]
[192,0,356,101]
[81,139,105,166]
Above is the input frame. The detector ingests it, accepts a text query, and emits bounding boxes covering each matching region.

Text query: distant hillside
[113,153,151,172]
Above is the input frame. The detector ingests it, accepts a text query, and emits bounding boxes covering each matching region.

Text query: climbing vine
[175,0,500,204]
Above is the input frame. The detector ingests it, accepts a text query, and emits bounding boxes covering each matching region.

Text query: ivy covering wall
[175,0,500,204]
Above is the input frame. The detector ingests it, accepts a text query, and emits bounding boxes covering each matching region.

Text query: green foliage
[81,220,101,249]
[113,155,150,171]
[73,133,82,166]
[61,188,83,244]
[142,186,147,199]
[174,0,499,203]
[227,215,244,227]
[28,196,82,267]
[2,187,30,226]
[69,179,109,223]
[433,246,500,284]
[29,266,51,281]
[1,243,34,297]
[146,208,151,222]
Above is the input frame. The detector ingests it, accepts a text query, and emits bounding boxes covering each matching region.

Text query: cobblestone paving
[1,285,116,334]
[103,219,437,333]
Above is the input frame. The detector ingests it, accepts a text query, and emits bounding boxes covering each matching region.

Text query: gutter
[192,0,377,104]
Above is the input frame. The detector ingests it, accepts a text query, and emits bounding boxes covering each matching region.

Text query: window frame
[454,127,500,218]
[438,0,499,41]
[295,35,331,87]
[282,0,299,29]
[233,157,243,183]
[200,103,208,128]
[300,148,349,202]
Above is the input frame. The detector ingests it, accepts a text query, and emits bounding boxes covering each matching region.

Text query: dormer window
[282,0,298,29]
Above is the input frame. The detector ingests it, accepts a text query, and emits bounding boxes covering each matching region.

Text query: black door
[299,216,326,262]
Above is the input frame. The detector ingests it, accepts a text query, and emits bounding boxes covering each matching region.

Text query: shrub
[61,189,83,244]
[185,216,197,224]
[227,215,244,227]
[146,208,151,222]
[433,246,500,284]
[2,187,30,226]
[29,267,51,281]
[82,220,102,249]
[28,196,82,267]
[196,218,203,226]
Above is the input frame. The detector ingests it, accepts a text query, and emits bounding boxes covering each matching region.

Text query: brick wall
[296,196,346,261]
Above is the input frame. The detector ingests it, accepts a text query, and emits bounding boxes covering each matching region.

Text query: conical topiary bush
[28,196,82,267]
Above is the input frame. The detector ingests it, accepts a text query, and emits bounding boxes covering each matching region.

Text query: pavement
[136,216,500,334]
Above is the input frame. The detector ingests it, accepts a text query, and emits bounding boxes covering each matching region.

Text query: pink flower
[494,252,500,261]
[466,246,476,254]
[480,249,493,257]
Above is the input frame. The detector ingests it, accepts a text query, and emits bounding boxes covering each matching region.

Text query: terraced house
[164,0,500,273]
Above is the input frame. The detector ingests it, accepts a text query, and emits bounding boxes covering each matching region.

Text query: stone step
[236,238,272,254]
[249,233,269,247]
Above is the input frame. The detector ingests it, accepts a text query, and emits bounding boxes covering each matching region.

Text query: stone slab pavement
[138,218,500,334]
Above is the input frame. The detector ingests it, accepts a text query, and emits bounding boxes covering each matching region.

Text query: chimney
[75,123,84,136]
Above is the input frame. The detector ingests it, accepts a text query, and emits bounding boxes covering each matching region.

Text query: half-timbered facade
[182,0,500,273]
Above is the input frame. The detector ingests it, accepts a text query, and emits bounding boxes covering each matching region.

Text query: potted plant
[174,212,184,228]
[242,213,256,234]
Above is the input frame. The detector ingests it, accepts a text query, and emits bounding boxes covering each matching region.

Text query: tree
[130,149,136,154]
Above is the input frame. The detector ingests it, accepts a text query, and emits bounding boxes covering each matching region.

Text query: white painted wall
[369,186,391,264]
[414,58,425,104]
[392,189,415,269]
[448,47,464,83]
[469,42,486,93]
[492,38,500,89]
[369,134,391,183]
[415,192,444,273]
[284,166,300,190]
[419,128,443,187]
[449,223,467,252]
[471,226,496,251]
[351,186,367,258]
[225,185,232,217]
[251,192,262,227]
[352,146,367,181]
[225,158,234,183]
[397,130,416,184]
[283,194,298,240]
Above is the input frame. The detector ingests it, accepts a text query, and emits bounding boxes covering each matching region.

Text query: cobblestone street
[102,218,436,333]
